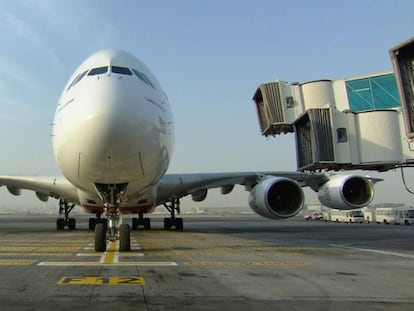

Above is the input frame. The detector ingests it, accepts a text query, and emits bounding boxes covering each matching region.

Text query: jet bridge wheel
[119,224,131,252]
[94,223,107,252]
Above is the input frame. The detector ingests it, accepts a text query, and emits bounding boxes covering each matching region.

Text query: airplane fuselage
[52,49,174,213]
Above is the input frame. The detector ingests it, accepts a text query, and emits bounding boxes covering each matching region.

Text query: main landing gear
[163,198,184,230]
[130,200,184,231]
[94,184,130,253]
[88,214,107,230]
[56,199,76,230]
[132,212,151,230]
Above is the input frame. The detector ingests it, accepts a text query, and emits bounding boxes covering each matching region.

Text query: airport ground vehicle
[328,209,364,223]
[304,212,324,220]
[375,207,414,225]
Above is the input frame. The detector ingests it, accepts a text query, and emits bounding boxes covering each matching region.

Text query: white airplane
[0,49,380,252]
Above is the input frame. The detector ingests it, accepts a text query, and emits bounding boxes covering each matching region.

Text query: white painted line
[331,244,414,259]
[99,253,106,263]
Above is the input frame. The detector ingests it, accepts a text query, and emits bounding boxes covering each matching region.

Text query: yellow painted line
[38,261,177,267]
[0,247,79,252]
[0,253,72,257]
[103,242,117,264]
[58,276,145,285]
[249,261,310,266]
[184,261,310,266]
[0,259,37,265]
[147,251,303,257]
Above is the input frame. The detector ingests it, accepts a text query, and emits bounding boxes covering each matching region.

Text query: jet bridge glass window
[88,66,108,76]
[346,73,401,112]
[111,66,133,75]
[67,69,89,90]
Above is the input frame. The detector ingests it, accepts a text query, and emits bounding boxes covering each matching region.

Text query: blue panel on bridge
[346,73,401,111]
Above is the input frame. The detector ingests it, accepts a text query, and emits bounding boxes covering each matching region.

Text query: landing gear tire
[68,218,76,230]
[95,223,107,252]
[56,218,65,230]
[176,218,183,230]
[144,218,151,230]
[89,218,97,230]
[163,217,184,230]
[163,199,184,231]
[56,218,75,230]
[56,199,76,230]
[132,218,138,230]
[132,214,151,230]
[119,224,131,252]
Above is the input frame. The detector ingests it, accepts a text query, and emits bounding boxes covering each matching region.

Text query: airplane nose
[79,81,143,156]
[56,77,162,185]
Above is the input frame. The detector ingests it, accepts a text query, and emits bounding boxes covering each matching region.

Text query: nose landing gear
[94,183,131,252]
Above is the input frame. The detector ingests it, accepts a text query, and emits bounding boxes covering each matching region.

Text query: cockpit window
[88,66,108,76]
[111,66,132,75]
[132,68,156,89]
[67,69,89,90]
[132,69,146,83]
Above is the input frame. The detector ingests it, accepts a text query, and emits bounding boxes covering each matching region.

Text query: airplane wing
[0,175,79,204]
[155,171,328,204]
[155,172,382,217]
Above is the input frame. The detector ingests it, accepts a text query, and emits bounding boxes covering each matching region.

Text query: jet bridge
[253,35,414,172]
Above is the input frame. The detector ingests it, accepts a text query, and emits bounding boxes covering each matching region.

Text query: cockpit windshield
[67,70,89,90]
[111,66,132,75]
[132,68,155,89]
[88,66,108,76]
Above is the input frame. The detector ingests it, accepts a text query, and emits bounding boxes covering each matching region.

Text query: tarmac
[0,213,413,310]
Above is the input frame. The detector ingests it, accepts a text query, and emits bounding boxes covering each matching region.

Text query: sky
[1,0,414,213]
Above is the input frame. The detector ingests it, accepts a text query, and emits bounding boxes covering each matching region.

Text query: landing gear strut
[132,212,151,230]
[163,198,184,230]
[94,183,130,252]
[56,199,76,230]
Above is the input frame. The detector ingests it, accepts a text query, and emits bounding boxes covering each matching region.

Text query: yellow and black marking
[58,276,145,285]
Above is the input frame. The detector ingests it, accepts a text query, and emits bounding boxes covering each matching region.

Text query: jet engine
[317,175,374,210]
[248,177,304,219]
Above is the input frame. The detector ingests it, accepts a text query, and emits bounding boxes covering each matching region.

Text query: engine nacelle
[191,189,208,202]
[248,177,304,219]
[318,175,374,210]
